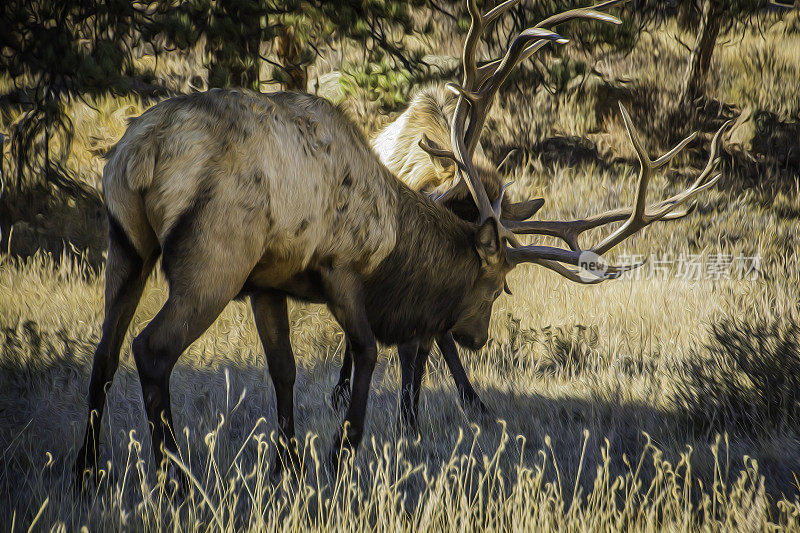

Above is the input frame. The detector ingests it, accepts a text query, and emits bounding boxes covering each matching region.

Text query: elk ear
[475,219,503,266]
[501,198,545,221]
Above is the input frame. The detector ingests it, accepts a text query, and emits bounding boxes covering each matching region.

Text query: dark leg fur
[334,330,486,419]
[320,268,377,465]
[75,220,155,489]
[399,341,431,430]
[412,342,431,418]
[436,333,487,414]
[128,189,262,481]
[251,291,300,478]
[131,288,234,479]
[331,338,353,410]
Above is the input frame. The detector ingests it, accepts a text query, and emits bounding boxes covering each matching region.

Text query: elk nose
[453,332,487,351]
[470,335,488,350]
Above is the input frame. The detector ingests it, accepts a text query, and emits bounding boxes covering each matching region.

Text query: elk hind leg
[133,216,258,477]
[331,337,353,410]
[75,216,156,488]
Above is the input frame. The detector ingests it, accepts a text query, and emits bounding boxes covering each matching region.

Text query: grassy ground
[2,11,800,532]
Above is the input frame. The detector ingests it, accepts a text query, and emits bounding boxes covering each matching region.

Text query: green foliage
[545,57,588,93]
[156,0,432,92]
[340,59,414,110]
[0,0,157,196]
[155,0,277,91]
[673,0,776,32]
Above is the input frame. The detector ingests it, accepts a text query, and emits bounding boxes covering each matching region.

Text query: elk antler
[440,0,627,242]
[505,105,731,282]
[422,0,627,179]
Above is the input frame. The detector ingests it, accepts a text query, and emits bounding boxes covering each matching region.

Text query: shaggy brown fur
[371,85,542,222]
[372,86,500,215]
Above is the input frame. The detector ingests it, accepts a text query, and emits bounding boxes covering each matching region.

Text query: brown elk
[75,0,727,486]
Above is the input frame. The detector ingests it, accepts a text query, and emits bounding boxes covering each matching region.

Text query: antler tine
[507,121,731,246]
[508,246,646,279]
[431,180,469,204]
[419,135,464,170]
[463,29,567,155]
[591,103,722,255]
[484,0,524,26]
[492,182,514,216]
[450,95,497,223]
[462,0,524,90]
[506,109,730,279]
[537,0,627,29]
[475,1,626,92]
[502,200,699,251]
[461,0,487,91]
[445,0,627,220]
[438,0,504,224]
[534,259,611,284]
[507,111,729,252]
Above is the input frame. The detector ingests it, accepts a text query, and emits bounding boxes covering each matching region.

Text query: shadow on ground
[2,318,799,524]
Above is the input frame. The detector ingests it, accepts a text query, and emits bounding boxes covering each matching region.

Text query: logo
[578,250,609,282]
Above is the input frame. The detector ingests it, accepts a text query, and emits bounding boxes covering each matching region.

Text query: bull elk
[75,0,728,486]
[333,0,728,426]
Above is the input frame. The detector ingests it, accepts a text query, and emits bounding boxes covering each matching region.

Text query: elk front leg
[320,269,377,464]
[398,341,419,428]
[331,337,353,410]
[399,341,432,430]
[250,291,300,478]
[412,341,432,416]
[436,332,487,414]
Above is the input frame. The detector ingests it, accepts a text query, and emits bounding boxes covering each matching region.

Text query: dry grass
[3,11,800,532]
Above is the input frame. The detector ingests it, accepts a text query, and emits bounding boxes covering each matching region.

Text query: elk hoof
[330,382,351,410]
[160,461,190,499]
[270,443,303,484]
[459,392,489,418]
[326,445,353,479]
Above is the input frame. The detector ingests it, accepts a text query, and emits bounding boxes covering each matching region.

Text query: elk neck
[363,183,481,345]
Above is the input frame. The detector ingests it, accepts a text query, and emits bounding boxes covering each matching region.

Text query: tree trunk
[679,0,721,111]
[275,25,308,92]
